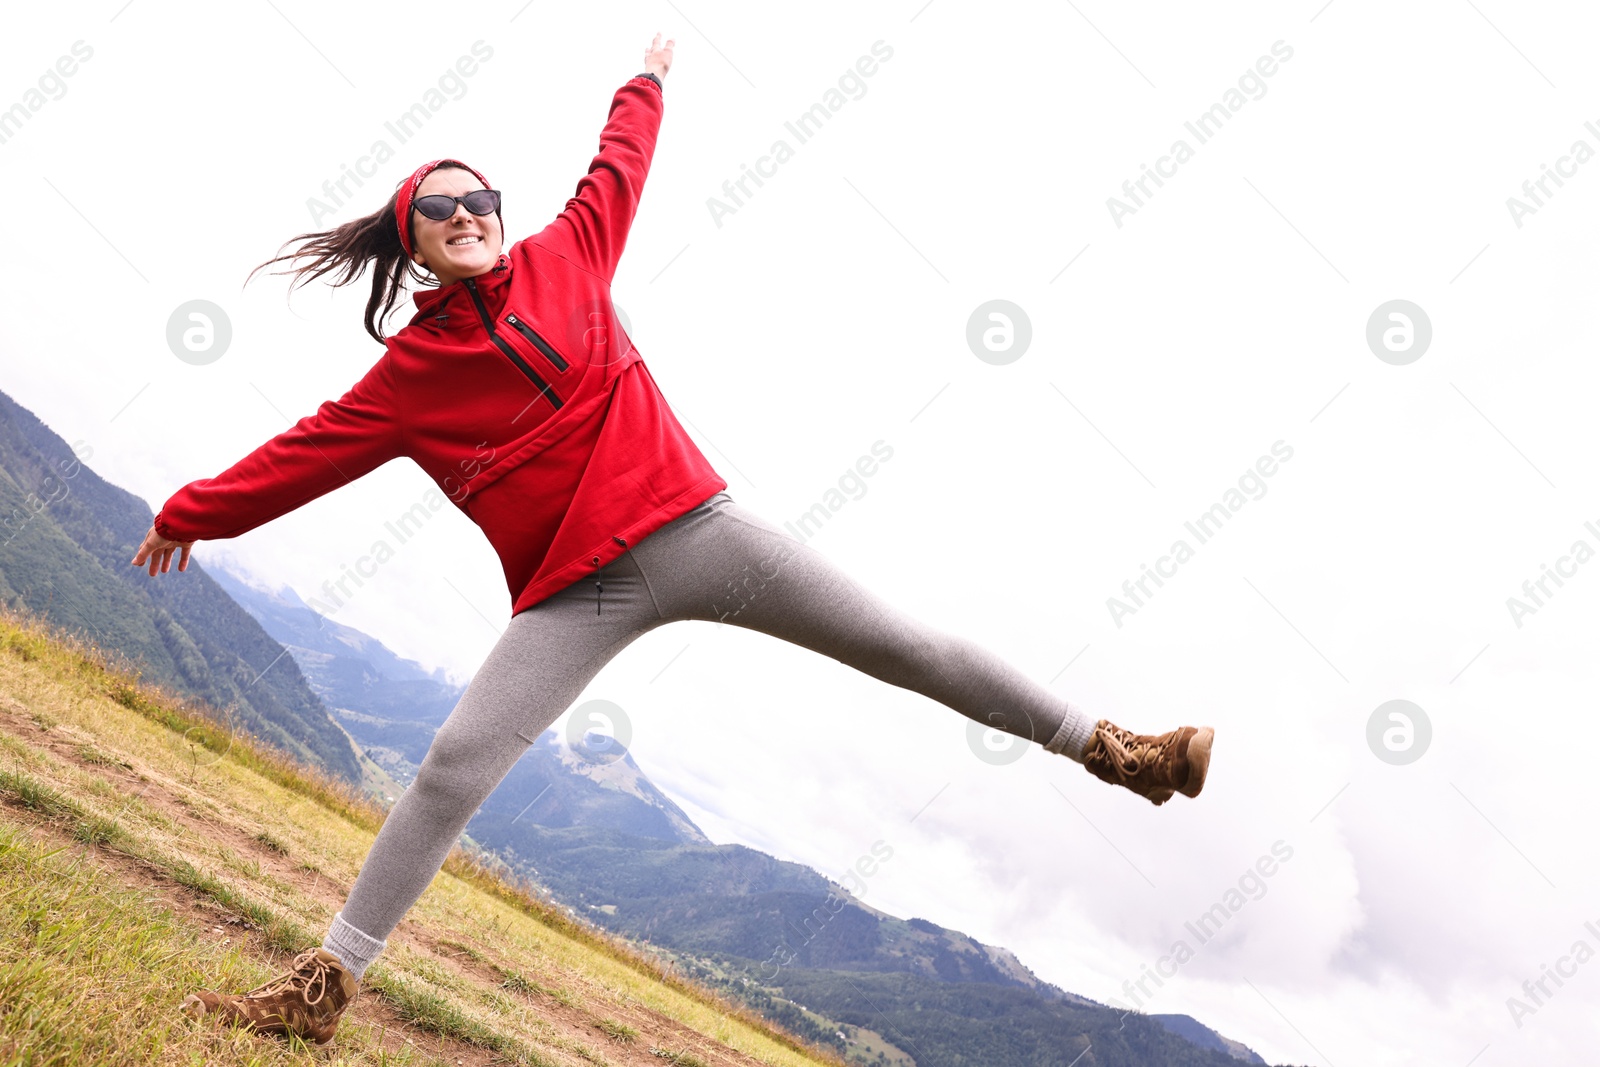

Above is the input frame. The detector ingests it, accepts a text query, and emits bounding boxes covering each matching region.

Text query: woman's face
[410,167,504,287]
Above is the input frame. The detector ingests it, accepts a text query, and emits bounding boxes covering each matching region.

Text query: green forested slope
[0,387,359,781]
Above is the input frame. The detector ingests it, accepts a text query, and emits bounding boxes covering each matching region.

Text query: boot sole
[1180,726,1214,798]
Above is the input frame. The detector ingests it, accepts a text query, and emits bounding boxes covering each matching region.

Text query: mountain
[212,567,708,843]
[0,387,360,782]
[205,567,463,711]
[205,568,465,789]
[1154,1015,1269,1063]
[465,820,1287,1066]
[484,730,712,845]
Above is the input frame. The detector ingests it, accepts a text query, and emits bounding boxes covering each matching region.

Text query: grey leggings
[335,491,1094,946]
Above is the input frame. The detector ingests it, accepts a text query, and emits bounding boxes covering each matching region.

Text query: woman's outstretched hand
[643,32,674,80]
[131,524,194,577]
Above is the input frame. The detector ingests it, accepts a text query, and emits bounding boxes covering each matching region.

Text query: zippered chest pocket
[504,313,570,373]
[465,277,562,413]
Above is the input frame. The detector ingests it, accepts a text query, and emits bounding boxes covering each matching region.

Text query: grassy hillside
[0,603,850,1067]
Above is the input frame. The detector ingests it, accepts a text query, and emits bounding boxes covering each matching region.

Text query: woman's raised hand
[131,524,194,577]
[643,32,674,80]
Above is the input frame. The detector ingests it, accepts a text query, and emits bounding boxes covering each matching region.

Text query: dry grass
[0,602,848,1067]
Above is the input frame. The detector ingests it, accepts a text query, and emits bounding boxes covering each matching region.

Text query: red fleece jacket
[154,74,727,616]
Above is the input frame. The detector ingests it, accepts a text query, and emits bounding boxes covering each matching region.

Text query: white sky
[5,2,1599,1063]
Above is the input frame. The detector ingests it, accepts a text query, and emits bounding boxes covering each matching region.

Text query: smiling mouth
[447,235,483,247]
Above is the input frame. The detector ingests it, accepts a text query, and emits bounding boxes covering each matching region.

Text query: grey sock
[321,911,386,982]
[1042,702,1098,762]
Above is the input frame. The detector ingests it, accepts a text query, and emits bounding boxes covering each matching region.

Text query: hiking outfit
[154,76,721,618]
[168,70,1211,1045]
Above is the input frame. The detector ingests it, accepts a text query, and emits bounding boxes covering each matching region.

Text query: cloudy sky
[5,1,1599,1063]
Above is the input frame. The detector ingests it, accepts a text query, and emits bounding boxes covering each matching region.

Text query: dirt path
[0,700,824,1067]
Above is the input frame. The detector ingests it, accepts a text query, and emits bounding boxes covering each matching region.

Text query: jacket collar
[409,253,512,328]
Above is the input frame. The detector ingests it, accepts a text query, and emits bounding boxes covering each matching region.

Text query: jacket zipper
[504,313,570,372]
[464,278,562,410]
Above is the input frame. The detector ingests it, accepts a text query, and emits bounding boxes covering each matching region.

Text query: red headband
[393,158,499,260]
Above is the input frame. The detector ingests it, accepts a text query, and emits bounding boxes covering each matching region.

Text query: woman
[133,34,1213,1046]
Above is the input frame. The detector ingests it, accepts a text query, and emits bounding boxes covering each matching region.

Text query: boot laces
[244,949,334,1007]
[1098,723,1177,777]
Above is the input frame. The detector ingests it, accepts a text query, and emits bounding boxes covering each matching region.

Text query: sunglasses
[413,188,501,221]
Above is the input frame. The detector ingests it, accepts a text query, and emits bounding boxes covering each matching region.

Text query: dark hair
[244,163,477,344]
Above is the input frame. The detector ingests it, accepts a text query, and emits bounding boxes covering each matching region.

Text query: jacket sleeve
[532,74,664,282]
[152,355,406,542]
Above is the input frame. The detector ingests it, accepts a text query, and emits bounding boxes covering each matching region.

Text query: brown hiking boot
[1081,718,1213,805]
[180,947,357,1045]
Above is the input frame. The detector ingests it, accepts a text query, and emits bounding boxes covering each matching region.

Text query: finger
[179,544,192,571]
